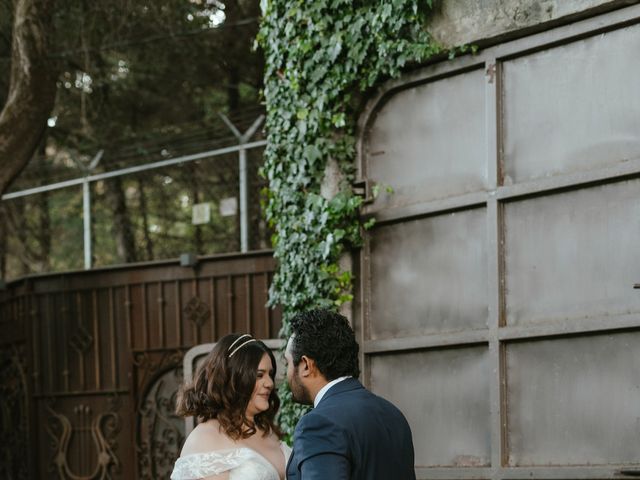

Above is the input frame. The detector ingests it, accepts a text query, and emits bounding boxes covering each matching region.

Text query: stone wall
[426,0,636,46]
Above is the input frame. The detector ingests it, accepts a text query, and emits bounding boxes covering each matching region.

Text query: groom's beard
[290,368,313,405]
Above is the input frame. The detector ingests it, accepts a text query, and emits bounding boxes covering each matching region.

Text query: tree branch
[0,0,57,194]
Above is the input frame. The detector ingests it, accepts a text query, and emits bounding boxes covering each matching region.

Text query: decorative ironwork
[183,296,210,327]
[0,344,28,480]
[69,325,94,354]
[46,397,121,480]
[132,350,184,390]
[1,251,279,479]
[136,364,185,479]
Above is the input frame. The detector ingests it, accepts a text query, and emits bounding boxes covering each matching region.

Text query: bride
[171,334,290,480]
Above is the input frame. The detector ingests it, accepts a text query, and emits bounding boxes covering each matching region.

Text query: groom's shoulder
[316,383,381,412]
[294,409,349,448]
[325,383,409,422]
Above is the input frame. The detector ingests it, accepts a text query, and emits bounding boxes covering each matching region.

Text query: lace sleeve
[171,449,253,480]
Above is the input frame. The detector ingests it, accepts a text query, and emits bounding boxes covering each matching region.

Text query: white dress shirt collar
[313,376,351,408]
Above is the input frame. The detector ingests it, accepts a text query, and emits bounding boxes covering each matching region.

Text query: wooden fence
[0,251,281,479]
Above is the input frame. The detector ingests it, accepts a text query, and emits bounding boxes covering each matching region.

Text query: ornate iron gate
[0,251,281,479]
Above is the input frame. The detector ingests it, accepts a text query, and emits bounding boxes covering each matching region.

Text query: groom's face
[285,335,313,405]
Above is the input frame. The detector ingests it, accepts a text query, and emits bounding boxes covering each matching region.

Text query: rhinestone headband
[228,334,257,358]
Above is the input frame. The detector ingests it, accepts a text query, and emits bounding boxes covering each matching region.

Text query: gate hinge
[352,179,374,204]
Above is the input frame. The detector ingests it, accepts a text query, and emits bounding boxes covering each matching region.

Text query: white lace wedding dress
[170,443,291,480]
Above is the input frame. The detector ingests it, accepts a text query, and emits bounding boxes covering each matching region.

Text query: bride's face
[246,353,275,419]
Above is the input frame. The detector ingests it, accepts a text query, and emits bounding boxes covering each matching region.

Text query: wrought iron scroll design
[0,344,28,480]
[45,397,121,480]
[135,350,185,479]
[183,296,210,327]
[69,324,94,354]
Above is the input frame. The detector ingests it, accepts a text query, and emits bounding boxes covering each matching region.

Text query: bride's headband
[228,334,257,358]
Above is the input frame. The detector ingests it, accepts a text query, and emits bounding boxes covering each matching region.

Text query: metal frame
[2,134,267,269]
[356,4,640,480]
[219,114,266,253]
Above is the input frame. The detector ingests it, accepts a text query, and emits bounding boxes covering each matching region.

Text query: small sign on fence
[219,197,238,217]
[192,202,211,225]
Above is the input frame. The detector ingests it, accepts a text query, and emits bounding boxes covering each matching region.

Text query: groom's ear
[299,355,316,378]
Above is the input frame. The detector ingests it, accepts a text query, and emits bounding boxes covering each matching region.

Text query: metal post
[0,127,267,262]
[219,114,265,253]
[83,179,92,269]
[78,150,103,270]
[239,147,249,253]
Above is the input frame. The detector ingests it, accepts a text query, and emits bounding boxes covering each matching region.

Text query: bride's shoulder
[172,423,252,480]
[171,447,253,480]
[278,438,292,457]
[180,420,235,456]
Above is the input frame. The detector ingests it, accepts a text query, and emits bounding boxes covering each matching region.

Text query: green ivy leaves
[257,0,439,440]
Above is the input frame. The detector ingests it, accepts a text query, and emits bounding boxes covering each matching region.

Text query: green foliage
[1,1,269,279]
[257,0,440,439]
[447,43,479,59]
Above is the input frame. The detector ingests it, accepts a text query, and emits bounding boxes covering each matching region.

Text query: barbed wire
[8,105,266,187]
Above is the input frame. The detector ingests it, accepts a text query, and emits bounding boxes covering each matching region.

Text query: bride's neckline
[242,446,282,477]
[180,445,286,479]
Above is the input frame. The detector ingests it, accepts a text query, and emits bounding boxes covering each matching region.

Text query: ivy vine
[257,0,441,439]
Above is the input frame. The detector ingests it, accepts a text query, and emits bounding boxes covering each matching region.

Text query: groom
[284,309,416,480]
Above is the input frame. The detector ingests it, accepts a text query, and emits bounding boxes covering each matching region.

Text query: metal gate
[0,251,281,479]
[356,5,640,480]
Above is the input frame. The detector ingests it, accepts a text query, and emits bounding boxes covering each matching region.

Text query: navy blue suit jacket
[286,378,416,480]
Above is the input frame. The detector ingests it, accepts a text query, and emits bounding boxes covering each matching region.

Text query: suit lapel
[286,447,296,480]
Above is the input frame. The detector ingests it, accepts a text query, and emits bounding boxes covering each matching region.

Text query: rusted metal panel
[502,23,640,185]
[130,283,147,352]
[504,178,640,326]
[364,68,488,212]
[370,346,491,468]
[369,208,488,339]
[506,331,640,466]
[357,5,640,480]
[146,281,163,349]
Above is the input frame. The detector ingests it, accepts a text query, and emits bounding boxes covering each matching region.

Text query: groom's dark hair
[289,309,360,380]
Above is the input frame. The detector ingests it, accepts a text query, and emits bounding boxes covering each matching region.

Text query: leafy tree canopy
[0,0,267,279]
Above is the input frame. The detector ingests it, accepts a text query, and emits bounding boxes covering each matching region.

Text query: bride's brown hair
[175,333,282,440]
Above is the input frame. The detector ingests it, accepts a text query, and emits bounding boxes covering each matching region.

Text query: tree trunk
[137,177,154,261]
[10,199,31,275]
[36,189,50,271]
[224,0,240,114]
[105,177,138,263]
[189,166,203,254]
[0,205,7,279]
[227,66,239,114]
[0,0,57,195]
